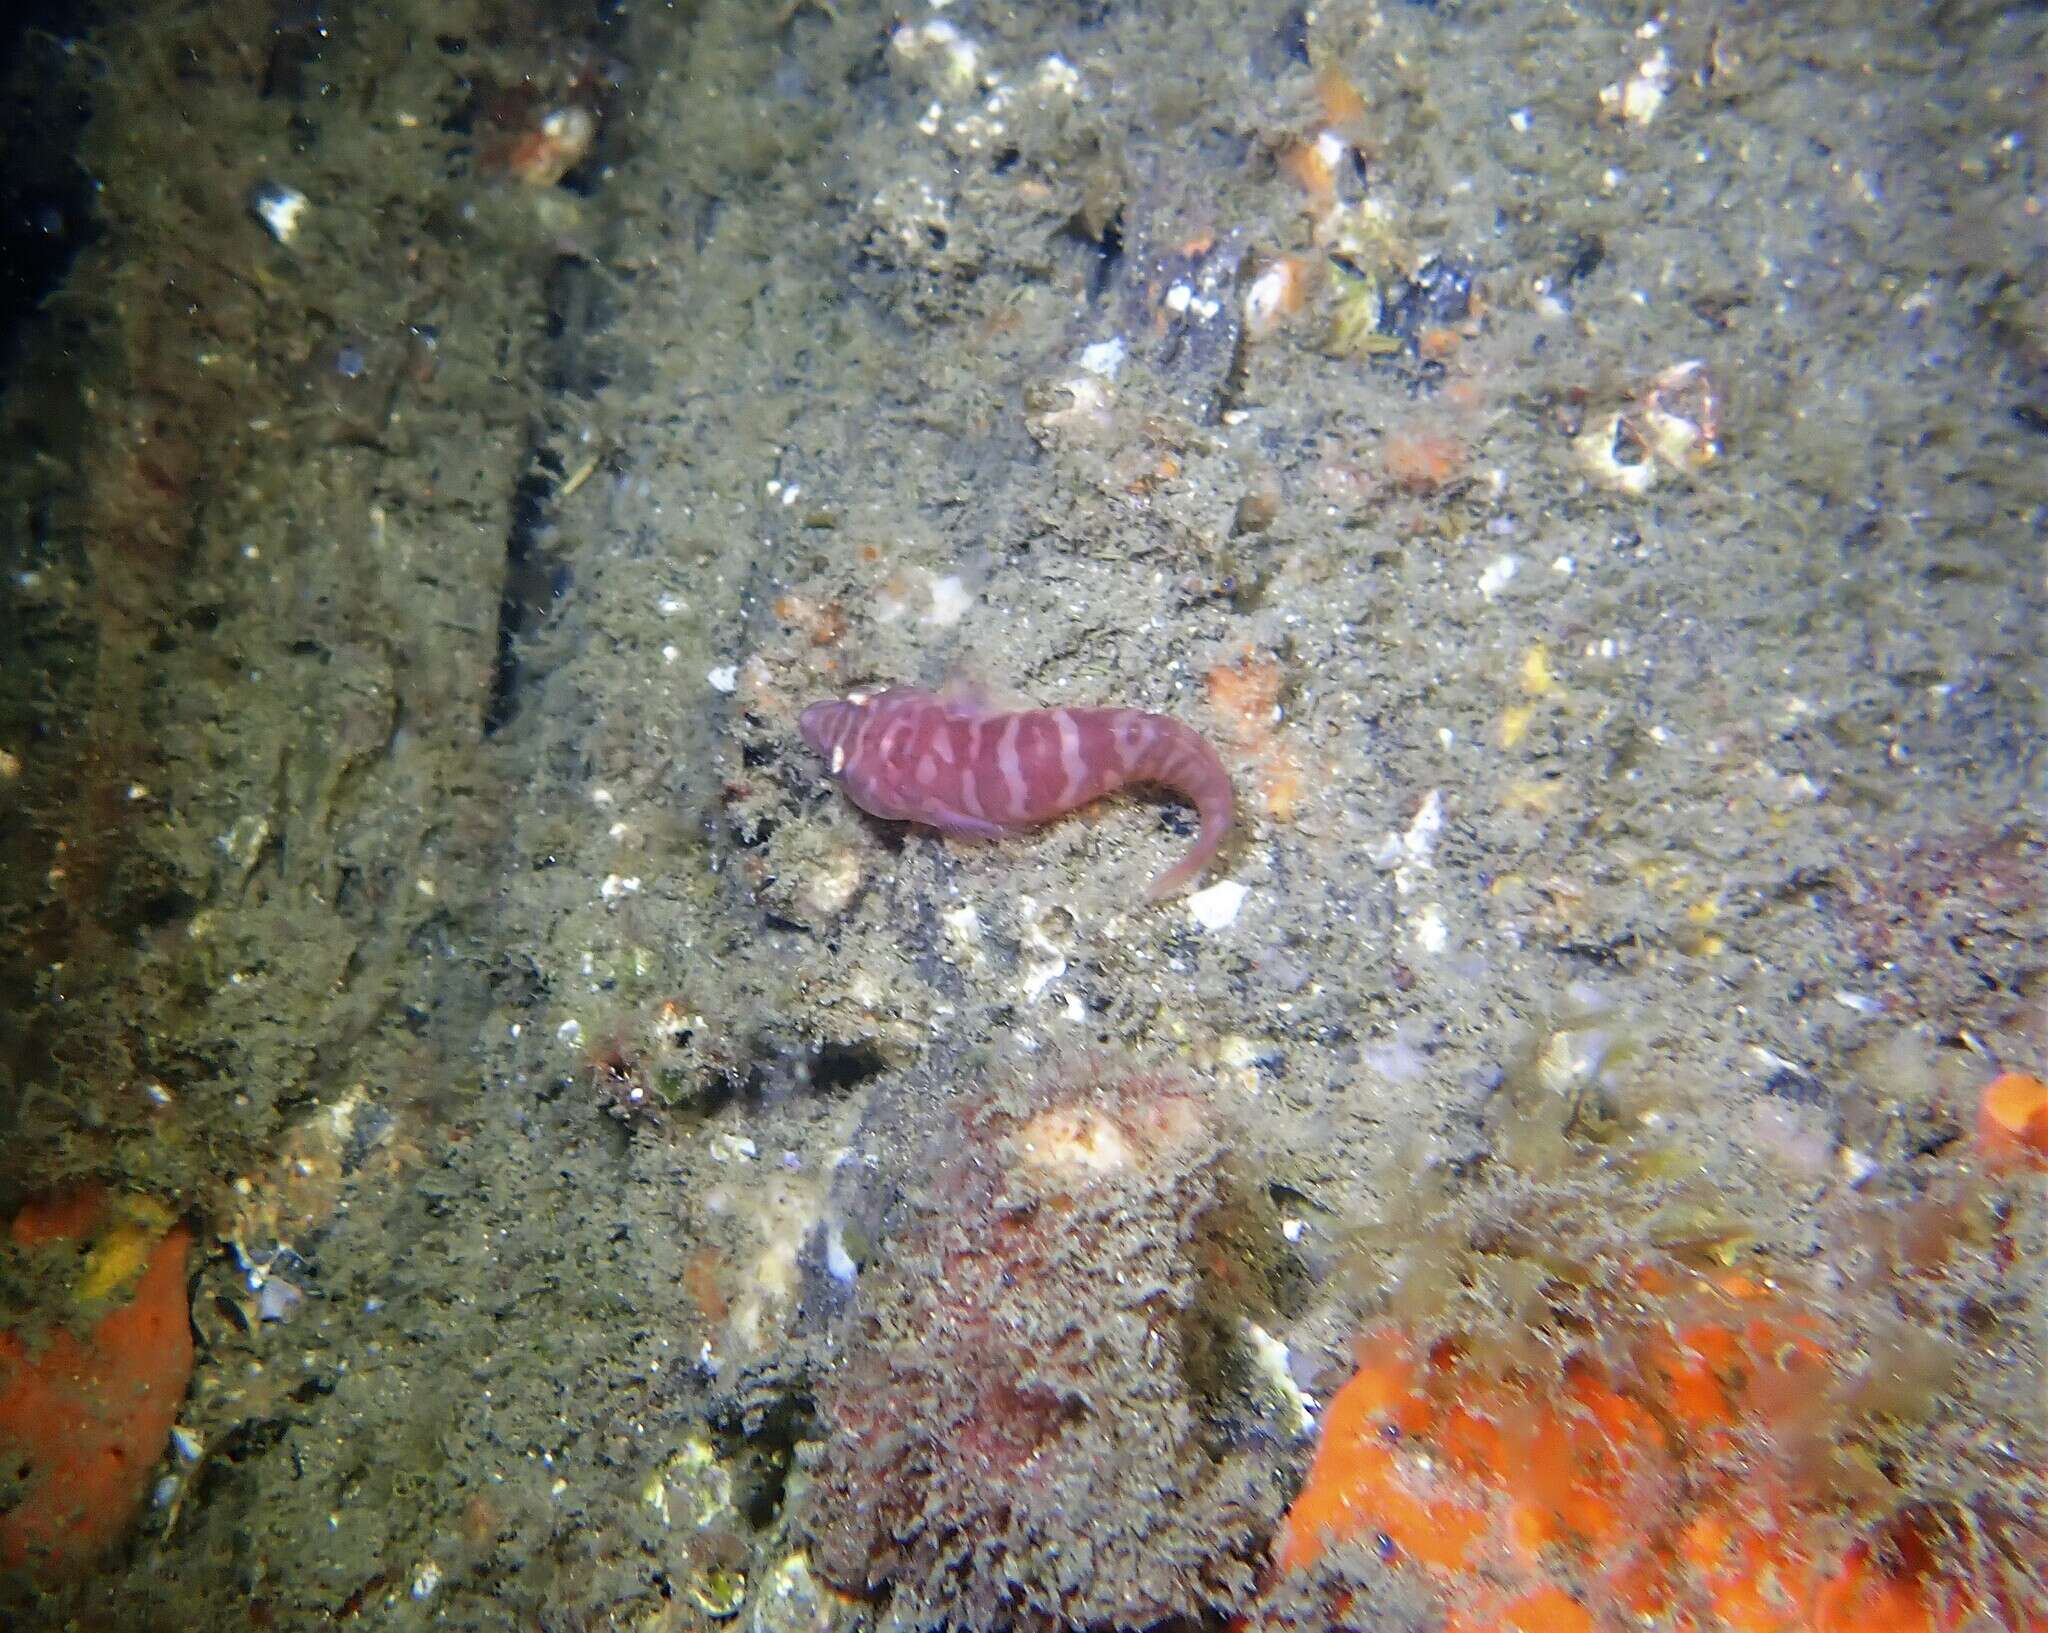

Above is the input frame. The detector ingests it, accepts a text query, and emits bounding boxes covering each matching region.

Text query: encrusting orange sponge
[1276,1280,2045,1633]
[0,1186,195,1581]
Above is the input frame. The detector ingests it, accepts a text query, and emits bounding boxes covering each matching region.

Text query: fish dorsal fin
[934,673,1008,719]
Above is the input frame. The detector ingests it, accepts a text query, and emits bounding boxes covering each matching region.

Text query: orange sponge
[1279,1330,1665,1625]
[1276,1291,2044,1633]
[0,1187,195,1580]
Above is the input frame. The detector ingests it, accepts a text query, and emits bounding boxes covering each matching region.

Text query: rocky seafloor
[0,0,2041,1627]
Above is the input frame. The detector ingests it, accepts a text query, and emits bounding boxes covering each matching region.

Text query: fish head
[798,696,866,772]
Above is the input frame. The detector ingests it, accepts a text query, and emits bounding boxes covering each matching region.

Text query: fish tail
[1135,719,1235,900]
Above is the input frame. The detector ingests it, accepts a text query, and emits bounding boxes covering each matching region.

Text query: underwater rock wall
[0,0,2041,1626]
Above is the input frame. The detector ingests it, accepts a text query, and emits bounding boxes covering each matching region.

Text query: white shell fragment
[1371,788,1443,883]
[1575,411,1658,495]
[1241,1319,1316,1435]
[1017,896,1072,1000]
[800,847,864,919]
[1035,55,1081,97]
[1185,879,1248,930]
[1077,337,1126,379]
[1601,48,1674,127]
[889,19,981,99]
[247,180,308,245]
[1410,902,1450,955]
[922,574,972,627]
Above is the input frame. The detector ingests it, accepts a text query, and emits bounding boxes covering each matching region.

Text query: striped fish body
[799,687,1234,900]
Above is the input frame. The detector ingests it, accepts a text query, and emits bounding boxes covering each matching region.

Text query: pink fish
[799,687,1235,900]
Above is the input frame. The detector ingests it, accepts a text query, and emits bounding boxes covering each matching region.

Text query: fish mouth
[798,702,837,756]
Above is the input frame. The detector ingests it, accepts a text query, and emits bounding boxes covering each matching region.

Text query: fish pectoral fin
[936,673,1030,718]
[926,804,1008,840]
[935,673,994,715]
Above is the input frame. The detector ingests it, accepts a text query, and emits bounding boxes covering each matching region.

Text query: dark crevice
[1086,209,1124,302]
[1059,207,1124,304]
[804,1041,888,1094]
[0,12,104,394]
[482,471,568,735]
[260,4,330,103]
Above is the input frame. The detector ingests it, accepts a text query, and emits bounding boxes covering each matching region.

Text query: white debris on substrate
[872,566,979,627]
[599,873,641,904]
[1574,412,1658,496]
[1077,336,1125,378]
[247,179,309,244]
[893,15,1086,153]
[799,847,865,920]
[1241,1318,1317,1437]
[1242,256,1312,340]
[706,1169,833,1359]
[642,1436,735,1533]
[923,574,972,626]
[1371,789,1443,886]
[1477,554,1520,599]
[1025,344,1123,443]
[889,18,981,99]
[1188,1031,1283,1096]
[1034,54,1082,98]
[1185,879,1248,931]
[1600,43,1674,127]
[752,1550,843,1633]
[1370,789,1450,956]
[1532,984,1633,1096]
[939,901,985,969]
[1016,895,1073,1000]
[1575,361,1722,495]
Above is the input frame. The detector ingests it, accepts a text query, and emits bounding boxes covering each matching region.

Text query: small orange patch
[1244,255,1314,340]
[1205,648,1284,731]
[683,1247,730,1324]
[9,1189,108,1246]
[1277,140,1337,215]
[1443,374,1489,413]
[1204,650,1304,822]
[1976,1070,2048,1171]
[1314,65,1369,133]
[773,592,847,647]
[1383,424,1465,493]
[1258,749,1306,823]
[482,106,597,188]
[1417,325,1464,362]
[1484,1584,1596,1633]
